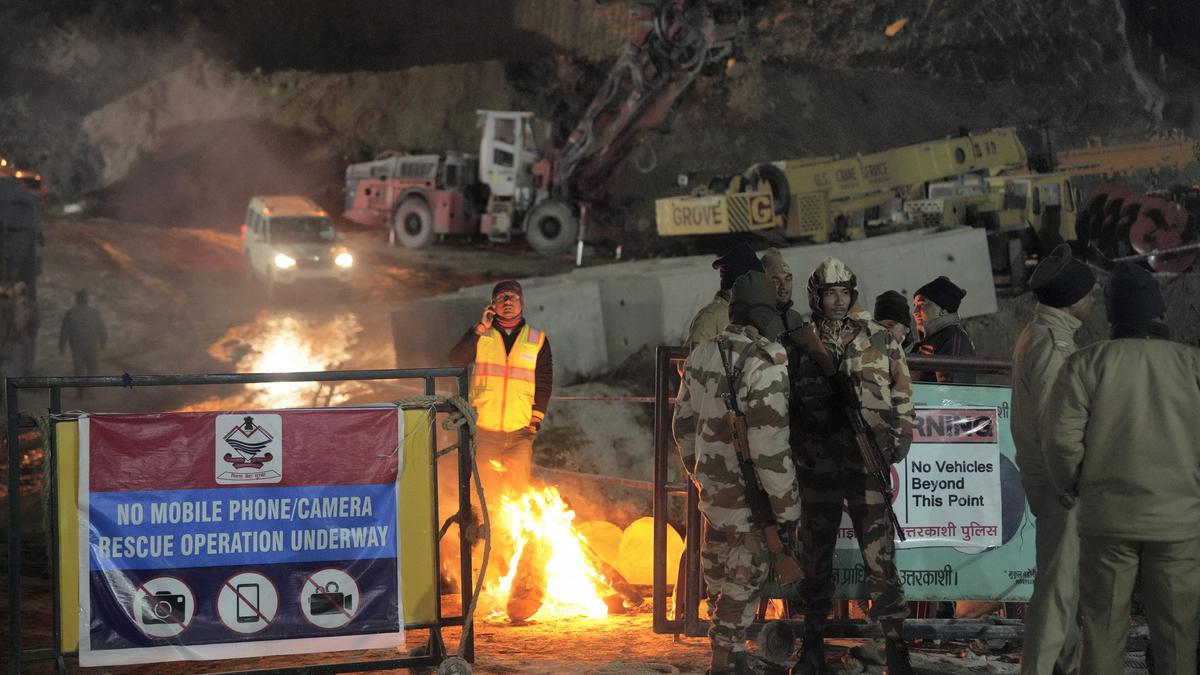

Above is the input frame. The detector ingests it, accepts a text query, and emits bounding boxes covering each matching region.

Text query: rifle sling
[716,335,742,416]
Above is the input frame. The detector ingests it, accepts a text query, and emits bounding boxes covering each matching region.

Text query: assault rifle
[790,325,907,542]
[715,337,804,583]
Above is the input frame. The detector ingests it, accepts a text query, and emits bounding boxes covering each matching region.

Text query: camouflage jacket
[673,324,802,531]
[685,290,731,350]
[789,314,915,463]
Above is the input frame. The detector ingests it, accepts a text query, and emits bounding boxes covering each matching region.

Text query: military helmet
[806,256,859,315]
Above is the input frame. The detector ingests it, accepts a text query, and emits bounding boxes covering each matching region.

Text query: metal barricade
[5,368,474,675]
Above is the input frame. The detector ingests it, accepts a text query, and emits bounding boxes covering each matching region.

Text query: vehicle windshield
[270,217,336,243]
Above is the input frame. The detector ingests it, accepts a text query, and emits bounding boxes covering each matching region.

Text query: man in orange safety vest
[449,279,553,498]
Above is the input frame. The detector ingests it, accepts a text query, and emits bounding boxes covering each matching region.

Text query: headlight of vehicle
[335,251,353,268]
[274,253,297,269]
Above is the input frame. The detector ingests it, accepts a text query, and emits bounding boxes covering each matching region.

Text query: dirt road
[29,216,574,412]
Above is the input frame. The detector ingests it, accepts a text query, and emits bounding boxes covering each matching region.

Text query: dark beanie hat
[713,242,765,291]
[491,279,523,298]
[1105,262,1165,325]
[874,290,912,329]
[915,276,967,313]
[1030,244,1096,308]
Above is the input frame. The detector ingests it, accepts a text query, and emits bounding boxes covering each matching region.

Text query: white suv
[242,196,353,296]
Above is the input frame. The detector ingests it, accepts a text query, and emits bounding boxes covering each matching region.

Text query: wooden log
[505,539,549,622]
[580,537,644,607]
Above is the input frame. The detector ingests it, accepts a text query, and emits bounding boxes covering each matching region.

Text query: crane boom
[1029,128,1200,179]
[556,0,735,204]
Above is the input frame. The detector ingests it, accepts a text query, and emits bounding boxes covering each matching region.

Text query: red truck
[343,152,485,249]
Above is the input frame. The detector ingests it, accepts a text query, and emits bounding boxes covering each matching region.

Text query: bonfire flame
[486,485,609,620]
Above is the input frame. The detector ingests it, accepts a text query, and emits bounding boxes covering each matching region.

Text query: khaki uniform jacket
[1010,305,1082,486]
[673,324,802,531]
[1043,338,1200,541]
[686,290,731,350]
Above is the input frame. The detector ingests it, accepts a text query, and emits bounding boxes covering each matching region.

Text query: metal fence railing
[5,368,473,675]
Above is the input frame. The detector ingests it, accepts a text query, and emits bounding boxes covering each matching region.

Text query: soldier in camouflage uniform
[782,257,916,675]
[674,270,801,675]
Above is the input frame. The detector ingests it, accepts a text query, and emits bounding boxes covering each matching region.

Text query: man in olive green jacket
[1011,245,1095,675]
[685,243,763,349]
[760,248,805,332]
[1043,262,1200,675]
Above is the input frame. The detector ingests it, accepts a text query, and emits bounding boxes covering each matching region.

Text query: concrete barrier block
[590,274,666,366]
[392,227,1000,384]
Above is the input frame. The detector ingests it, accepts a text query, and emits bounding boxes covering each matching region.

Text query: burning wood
[579,538,643,608]
[487,486,620,622]
[505,539,550,622]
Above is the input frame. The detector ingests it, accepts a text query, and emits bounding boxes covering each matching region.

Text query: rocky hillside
[1,0,1197,230]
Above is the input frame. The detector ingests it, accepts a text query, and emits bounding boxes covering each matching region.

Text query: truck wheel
[742,163,790,217]
[524,200,578,256]
[393,198,435,249]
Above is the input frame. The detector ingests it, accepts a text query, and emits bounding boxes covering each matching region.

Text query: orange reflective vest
[471,324,546,432]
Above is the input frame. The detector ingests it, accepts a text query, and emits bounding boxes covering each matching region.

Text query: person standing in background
[911,276,976,384]
[59,289,108,396]
[1043,262,1200,675]
[1012,244,1096,675]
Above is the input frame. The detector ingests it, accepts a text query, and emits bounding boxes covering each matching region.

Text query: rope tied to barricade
[392,395,489,660]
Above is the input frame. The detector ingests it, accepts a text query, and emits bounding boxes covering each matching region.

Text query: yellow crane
[658,129,1199,241]
[656,129,1199,283]
[656,127,1054,241]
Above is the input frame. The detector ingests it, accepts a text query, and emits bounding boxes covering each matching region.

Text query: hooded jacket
[674,323,801,531]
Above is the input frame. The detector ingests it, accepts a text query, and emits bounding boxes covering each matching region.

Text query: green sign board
[832,383,1034,602]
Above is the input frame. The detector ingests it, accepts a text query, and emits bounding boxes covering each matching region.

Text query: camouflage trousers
[797,463,908,624]
[701,524,771,651]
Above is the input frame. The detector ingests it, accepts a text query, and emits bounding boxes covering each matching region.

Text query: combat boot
[791,621,828,675]
[883,637,914,675]
[708,645,751,675]
[879,619,914,675]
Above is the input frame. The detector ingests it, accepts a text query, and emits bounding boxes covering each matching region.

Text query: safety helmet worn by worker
[806,256,859,316]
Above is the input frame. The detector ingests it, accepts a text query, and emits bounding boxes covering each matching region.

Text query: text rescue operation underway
[94,494,389,560]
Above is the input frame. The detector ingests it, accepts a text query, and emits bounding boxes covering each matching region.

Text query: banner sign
[836,407,1001,550]
[78,407,405,666]
[832,385,1035,601]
